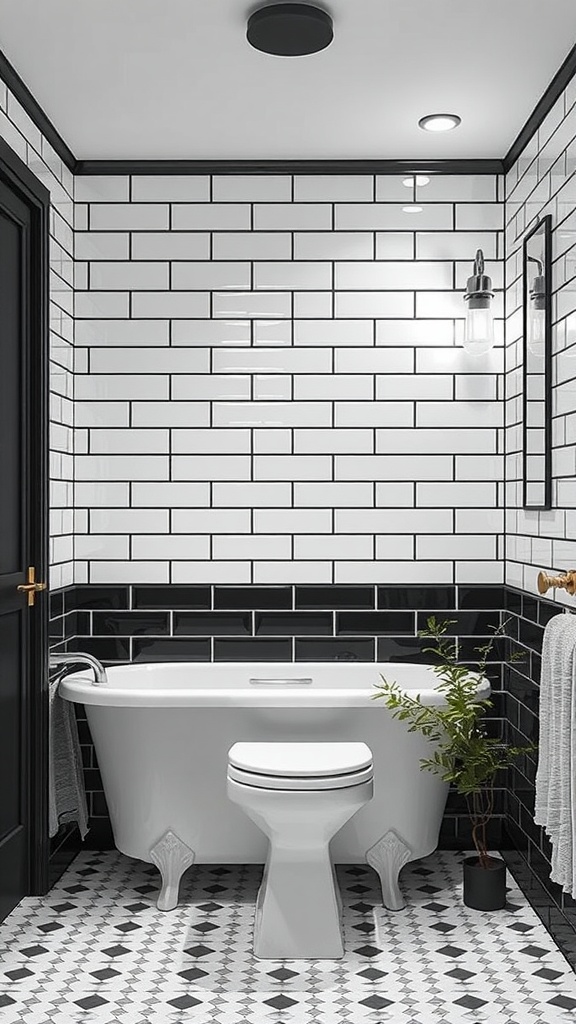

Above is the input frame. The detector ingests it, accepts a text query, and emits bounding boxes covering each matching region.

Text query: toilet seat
[228,742,373,791]
[228,762,374,790]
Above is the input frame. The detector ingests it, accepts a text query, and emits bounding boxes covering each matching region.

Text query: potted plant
[374,616,533,911]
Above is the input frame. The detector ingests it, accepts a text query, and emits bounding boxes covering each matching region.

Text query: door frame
[0,137,50,895]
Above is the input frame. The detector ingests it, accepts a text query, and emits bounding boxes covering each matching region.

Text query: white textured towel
[534,612,576,897]
[49,676,89,840]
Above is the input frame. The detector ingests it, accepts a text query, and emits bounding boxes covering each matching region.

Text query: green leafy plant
[373,616,534,869]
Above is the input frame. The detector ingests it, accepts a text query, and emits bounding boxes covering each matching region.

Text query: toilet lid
[228,742,373,778]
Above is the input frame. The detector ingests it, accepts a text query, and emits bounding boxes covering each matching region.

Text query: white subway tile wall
[73,173,504,585]
[0,86,75,590]
[506,79,576,599]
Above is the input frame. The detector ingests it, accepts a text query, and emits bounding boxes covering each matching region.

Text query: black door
[0,147,49,923]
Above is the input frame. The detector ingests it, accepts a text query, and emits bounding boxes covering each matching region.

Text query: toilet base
[254,847,345,959]
[228,775,373,960]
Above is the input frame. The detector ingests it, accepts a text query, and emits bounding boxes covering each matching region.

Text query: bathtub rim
[58,661,490,708]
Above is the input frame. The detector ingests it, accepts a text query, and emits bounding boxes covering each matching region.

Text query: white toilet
[227,741,373,959]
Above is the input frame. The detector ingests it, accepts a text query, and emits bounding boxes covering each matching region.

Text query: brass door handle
[17,566,46,607]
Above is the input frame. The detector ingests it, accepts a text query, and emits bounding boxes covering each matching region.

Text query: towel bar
[537,569,576,595]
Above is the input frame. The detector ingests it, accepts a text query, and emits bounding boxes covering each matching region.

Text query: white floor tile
[0,852,574,1023]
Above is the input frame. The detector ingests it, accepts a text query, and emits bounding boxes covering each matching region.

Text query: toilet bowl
[227,741,373,959]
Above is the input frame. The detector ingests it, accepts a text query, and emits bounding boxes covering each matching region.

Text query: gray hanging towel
[49,675,89,839]
[534,612,576,897]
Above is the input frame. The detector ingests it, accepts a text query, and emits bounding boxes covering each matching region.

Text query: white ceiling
[0,0,575,160]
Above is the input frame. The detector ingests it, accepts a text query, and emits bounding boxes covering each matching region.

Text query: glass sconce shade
[463,305,495,356]
[527,272,546,356]
[463,249,494,356]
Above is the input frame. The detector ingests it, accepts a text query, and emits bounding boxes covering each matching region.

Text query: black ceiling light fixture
[247,3,333,56]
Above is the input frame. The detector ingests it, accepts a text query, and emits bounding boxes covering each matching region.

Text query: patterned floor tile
[0,851,574,1022]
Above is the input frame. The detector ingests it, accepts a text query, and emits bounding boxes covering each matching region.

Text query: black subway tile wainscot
[376,636,441,664]
[132,637,211,662]
[457,586,506,609]
[49,616,66,643]
[47,579,576,957]
[133,585,211,609]
[67,636,130,662]
[214,586,292,610]
[521,595,539,622]
[336,611,414,635]
[377,586,456,610]
[255,611,333,635]
[458,636,507,663]
[49,590,64,618]
[294,637,374,661]
[538,601,559,626]
[68,586,129,611]
[295,586,375,609]
[70,611,91,635]
[92,611,170,636]
[213,638,292,661]
[505,589,523,614]
[416,610,500,635]
[174,612,251,635]
[518,617,544,650]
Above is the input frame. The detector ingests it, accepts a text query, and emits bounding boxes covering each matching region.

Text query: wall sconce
[463,249,494,356]
[527,255,546,356]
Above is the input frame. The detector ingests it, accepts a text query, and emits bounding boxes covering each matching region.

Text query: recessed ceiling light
[402,175,430,187]
[402,205,423,214]
[418,114,461,133]
[247,4,333,56]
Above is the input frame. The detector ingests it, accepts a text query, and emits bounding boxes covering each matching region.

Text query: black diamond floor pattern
[0,850,574,1022]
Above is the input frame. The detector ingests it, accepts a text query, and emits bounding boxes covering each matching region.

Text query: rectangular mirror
[523,214,552,509]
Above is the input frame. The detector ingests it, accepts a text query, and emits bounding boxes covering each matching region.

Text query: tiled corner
[503,587,576,955]
[505,75,576,595]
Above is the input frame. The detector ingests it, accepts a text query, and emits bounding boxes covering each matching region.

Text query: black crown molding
[75,157,503,175]
[1,40,576,178]
[0,50,76,172]
[503,41,576,173]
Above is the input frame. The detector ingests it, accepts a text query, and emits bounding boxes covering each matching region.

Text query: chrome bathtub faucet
[49,652,108,687]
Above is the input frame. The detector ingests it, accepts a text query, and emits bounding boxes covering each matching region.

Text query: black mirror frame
[522,214,552,510]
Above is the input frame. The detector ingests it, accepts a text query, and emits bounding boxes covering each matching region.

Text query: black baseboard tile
[84,820,115,851]
[48,824,81,888]
[502,849,576,969]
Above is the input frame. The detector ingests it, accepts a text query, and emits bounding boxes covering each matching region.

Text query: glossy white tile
[131,175,210,201]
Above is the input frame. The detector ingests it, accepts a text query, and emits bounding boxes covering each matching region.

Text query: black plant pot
[463,855,506,911]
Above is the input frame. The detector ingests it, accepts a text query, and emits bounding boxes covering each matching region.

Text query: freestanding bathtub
[60,662,489,912]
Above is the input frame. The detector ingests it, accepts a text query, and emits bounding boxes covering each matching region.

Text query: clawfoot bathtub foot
[150,829,195,911]
[366,829,412,911]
